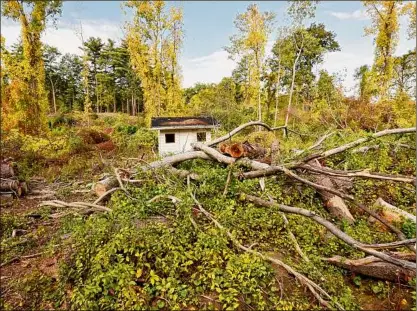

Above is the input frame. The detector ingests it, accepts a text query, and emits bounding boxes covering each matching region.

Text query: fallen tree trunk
[308,160,354,224]
[325,254,416,283]
[192,142,270,170]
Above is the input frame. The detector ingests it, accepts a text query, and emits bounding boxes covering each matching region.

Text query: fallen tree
[47,122,416,304]
[324,253,415,283]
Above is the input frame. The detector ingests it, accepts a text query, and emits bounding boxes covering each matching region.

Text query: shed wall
[158,129,212,156]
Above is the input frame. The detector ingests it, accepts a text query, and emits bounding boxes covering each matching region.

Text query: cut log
[308,160,355,224]
[218,143,229,154]
[229,143,245,158]
[93,177,119,197]
[325,254,416,283]
[1,162,15,178]
[218,141,267,159]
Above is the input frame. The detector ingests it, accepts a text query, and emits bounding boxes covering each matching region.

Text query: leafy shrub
[48,114,77,129]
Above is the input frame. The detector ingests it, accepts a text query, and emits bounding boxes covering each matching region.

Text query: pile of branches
[40,121,416,309]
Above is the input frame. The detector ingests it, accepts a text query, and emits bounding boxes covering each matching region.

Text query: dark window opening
[197,132,206,142]
[165,133,175,143]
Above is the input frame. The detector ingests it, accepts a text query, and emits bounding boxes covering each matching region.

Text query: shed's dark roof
[151,116,219,128]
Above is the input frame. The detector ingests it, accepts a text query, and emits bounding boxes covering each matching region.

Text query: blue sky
[2,1,415,93]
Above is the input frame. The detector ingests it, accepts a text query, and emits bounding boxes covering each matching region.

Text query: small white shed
[151,117,219,156]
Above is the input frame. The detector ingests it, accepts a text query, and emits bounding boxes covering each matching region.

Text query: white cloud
[181,40,276,88]
[320,51,373,95]
[1,19,122,55]
[328,9,369,21]
[181,50,236,87]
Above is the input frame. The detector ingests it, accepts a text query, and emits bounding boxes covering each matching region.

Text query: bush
[48,114,77,129]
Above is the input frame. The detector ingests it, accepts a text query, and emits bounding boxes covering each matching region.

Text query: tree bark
[308,160,355,224]
[284,36,304,132]
[49,76,57,114]
[94,177,119,197]
[325,254,416,283]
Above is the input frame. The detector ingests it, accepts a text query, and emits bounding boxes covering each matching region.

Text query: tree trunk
[96,75,99,113]
[325,254,416,283]
[274,60,281,127]
[49,76,57,114]
[284,37,304,134]
[94,177,119,197]
[308,160,355,224]
[127,98,130,115]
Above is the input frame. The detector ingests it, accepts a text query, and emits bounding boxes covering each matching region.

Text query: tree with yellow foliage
[226,4,275,123]
[363,1,410,100]
[1,0,62,135]
[124,1,184,127]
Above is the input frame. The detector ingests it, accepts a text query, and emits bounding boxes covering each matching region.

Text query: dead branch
[168,167,200,181]
[308,160,354,223]
[39,200,112,212]
[223,167,233,197]
[147,195,181,204]
[295,132,336,157]
[207,121,286,147]
[374,197,415,223]
[303,127,416,162]
[269,194,310,263]
[94,177,119,197]
[0,251,46,268]
[299,165,415,184]
[190,192,341,310]
[113,167,126,192]
[93,187,120,205]
[365,239,416,250]
[242,194,416,271]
